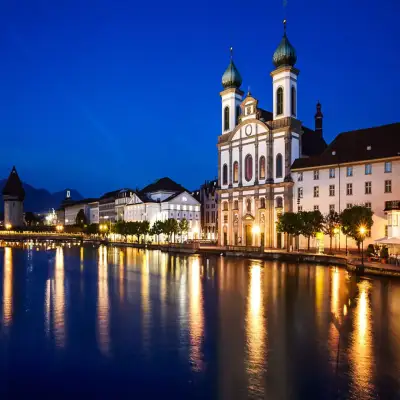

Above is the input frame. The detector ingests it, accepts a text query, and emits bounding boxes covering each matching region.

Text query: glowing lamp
[252,225,260,235]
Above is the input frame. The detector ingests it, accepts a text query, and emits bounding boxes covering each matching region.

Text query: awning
[374,237,400,245]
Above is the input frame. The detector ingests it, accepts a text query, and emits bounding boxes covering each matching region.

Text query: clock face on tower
[245,125,252,136]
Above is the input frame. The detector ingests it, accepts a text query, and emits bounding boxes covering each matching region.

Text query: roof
[292,122,400,170]
[140,177,187,194]
[63,198,98,208]
[2,166,25,200]
[302,126,328,157]
[258,108,273,122]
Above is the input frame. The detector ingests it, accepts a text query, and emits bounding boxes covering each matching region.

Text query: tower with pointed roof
[220,48,244,135]
[2,166,25,227]
[271,20,298,120]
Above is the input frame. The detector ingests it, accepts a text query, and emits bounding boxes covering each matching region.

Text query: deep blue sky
[0,0,398,197]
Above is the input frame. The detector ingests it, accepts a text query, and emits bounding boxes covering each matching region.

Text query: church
[217,21,326,248]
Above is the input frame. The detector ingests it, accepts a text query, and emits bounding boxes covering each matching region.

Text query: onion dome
[272,20,297,68]
[222,48,242,89]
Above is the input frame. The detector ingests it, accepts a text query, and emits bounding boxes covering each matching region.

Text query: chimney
[314,101,323,138]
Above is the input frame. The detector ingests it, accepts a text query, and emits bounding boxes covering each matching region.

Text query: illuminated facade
[217,22,326,248]
[2,166,25,228]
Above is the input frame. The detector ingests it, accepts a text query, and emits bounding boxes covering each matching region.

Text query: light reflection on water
[0,245,399,399]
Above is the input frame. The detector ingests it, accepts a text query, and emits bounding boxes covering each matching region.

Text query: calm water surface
[0,244,399,399]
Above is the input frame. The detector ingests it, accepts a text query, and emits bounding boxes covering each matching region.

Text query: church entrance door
[245,225,252,246]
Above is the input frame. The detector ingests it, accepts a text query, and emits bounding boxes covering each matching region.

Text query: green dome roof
[273,21,297,68]
[222,59,242,89]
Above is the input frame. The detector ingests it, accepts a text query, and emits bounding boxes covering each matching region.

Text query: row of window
[205,211,216,224]
[298,202,372,213]
[299,161,393,182]
[299,180,392,199]
[222,197,283,212]
[222,154,283,184]
[276,86,296,117]
[205,203,216,209]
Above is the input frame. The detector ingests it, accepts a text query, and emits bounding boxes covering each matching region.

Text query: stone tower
[3,166,25,228]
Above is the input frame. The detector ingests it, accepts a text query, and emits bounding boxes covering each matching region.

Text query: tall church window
[233,161,239,183]
[224,106,230,131]
[260,197,266,208]
[222,164,228,185]
[259,156,266,180]
[276,87,283,115]
[291,86,296,116]
[276,154,283,178]
[236,105,240,125]
[245,154,253,182]
[246,198,251,213]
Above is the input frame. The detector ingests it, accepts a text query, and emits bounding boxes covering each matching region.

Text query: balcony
[384,201,400,211]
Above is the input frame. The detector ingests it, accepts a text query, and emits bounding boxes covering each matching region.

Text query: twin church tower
[217,21,326,248]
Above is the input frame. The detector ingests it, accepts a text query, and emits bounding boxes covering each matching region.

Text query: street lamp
[359,225,366,265]
[252,224,260,247]
[5,224,11,231]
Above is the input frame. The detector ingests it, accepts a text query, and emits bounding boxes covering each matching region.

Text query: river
[0,244,399,399]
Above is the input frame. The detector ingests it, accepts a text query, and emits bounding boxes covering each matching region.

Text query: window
[365,202,371,209]
[365,164,372,175]
[233,161,239,183]
[259,156,266,180]
[246,198,251,213]
[276,87,283,115]
[206,212,209,223]
[314,170,319,180]
[346,166,353,177]
[298,206,303,212]
[384,161,392,173]
[329,168,335,178]
[347,183,353,195]
[385,180,392,193]
[329,204,335,212]
[260,198,266,208]
[276,154,283,178]
[329,185,335,196]
[222,164,228,185]
[291,86,296,116]
[365,181,372,194]
[211,211,215,223]
[298,187,303,199]
[236,105,240,125]
[314,186,319,198]
[314,205,319,211]
[347,203,353,209]
[298,172,303,182]
[385,225,388,237]
[245,154,253,181]
[223,202,228,211]
[234,200,238,209]
[223,215,228,223]
[224,106,230,131]
[276,197,283,208]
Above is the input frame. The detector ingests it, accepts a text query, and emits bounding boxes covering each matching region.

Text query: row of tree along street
[277,205,374,253]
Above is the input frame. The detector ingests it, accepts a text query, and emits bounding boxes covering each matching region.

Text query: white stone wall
[4,199,24,227]
[293,158,400,249]
[221,91,242,134]
[272,69,298,119]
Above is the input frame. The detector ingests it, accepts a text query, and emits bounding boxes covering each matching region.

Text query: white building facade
[124,177,201,239]
[217,22,326,248]
[292,123,400,249]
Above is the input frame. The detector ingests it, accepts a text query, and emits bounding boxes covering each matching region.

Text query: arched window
[234,200,239,209]
[276,87,283,116]
[276,153,283,178]
[233,161,239,183]
[291,86,296,116]
[246,198,251,213]
[259,156,266,180]
[236,105,240,125]
[260,197,265,209]
[223,201,228,211]
[224,106,230,131]
[276,197,283,209]
[222,164,228,185]
[245,154,253,182]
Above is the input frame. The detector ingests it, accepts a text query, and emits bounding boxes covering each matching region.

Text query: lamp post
[334,227,339,252]
[359,226,366,266]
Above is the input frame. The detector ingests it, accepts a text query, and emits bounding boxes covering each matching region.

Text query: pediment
[167,191,200,205]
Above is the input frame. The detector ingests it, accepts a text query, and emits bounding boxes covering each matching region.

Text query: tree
[86,223,99,235]
[115,221,128,240]
[299,210,324,251]
[138,221,150,243]
[76,209,87,228]
[179,218,189,242]
[151,220,164,243]
[322,211,340,253]
[25,211,41,227]
[163,219,178,242]
[277,212,302,251]
[340,206,373,252]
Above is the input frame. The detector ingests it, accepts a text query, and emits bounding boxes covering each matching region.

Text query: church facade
[217,22,326,248]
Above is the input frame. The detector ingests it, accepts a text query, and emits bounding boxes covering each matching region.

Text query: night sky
[0,0,398,197]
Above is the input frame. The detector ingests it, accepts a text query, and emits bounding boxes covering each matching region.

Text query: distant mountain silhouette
[0,179,83,213]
